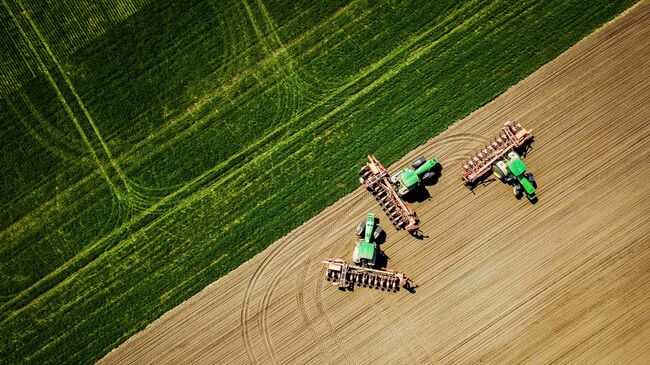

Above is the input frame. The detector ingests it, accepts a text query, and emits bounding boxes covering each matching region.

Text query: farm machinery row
[322,122,537,293]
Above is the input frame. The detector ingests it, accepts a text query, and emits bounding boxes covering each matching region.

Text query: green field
[0,0,636,363]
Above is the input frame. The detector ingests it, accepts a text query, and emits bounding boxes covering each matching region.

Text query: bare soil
[100,3,650,364]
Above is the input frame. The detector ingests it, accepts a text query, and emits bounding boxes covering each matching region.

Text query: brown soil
[100,3,650,364]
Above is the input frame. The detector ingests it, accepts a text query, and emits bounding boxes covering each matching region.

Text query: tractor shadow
[518,137,535,158]
[374,248,390,269]
[403,164,443,204]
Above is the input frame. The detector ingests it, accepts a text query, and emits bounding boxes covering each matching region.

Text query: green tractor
[353,213,383,268]
[389,156,438,197]
[492,151,537,200]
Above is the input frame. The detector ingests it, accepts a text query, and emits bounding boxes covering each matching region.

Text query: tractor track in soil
[100,3,650,364]
[295,250,332,365]
[258,210,350,365]
[293,208,360,364]
[311,204,362,365]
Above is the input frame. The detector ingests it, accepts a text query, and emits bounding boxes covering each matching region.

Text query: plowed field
[101,3,650,364]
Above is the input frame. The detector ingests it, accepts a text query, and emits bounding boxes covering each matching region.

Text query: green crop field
[0,0,636,363]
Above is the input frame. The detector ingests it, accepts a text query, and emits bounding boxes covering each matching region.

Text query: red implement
[322,258,408,292]
[461,122,533,184]
[359,155,420,232]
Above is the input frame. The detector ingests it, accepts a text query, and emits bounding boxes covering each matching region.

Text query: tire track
[2,0,120,195]
[251,195,358,365]
[295,248,333,365]
[7,0,164,216]
[261,212,347,365]
[257,237,313,365]
[5,97,75,162]
[291,196,368,365]
[377,133,489,363]
[17,0,130,191]
[361,290,420,364]
[309,196,416,363]
[239,219,302,364]
[314,244,357,365]
[307,197,371,365]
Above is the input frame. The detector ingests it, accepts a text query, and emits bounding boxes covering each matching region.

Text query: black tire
[356,222,365,238]
[527,173,536,185]
[513,184,522,198]
[421,171,436,182]
[492,163,507,180]
[412,156,426,169]
[372,225,383,240]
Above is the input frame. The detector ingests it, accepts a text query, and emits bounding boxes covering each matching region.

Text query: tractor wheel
[492,163,507,180]
[527,173,536,186]
[412,156,426,169]
[421,171,436,182]
[372,225,383,241]
[513,184,522,199]
[356,222,365,238]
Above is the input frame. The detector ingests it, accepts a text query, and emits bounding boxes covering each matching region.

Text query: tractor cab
[353,241,377,267]
[353,213,382,267]
[391,156,438,196]
[398,169,421,192]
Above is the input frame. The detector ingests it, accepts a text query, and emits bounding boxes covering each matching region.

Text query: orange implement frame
[322,258,408,292]
[359,155,419,232]
[461,122,533,184]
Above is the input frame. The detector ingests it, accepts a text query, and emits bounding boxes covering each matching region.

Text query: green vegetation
[0,0,635,363]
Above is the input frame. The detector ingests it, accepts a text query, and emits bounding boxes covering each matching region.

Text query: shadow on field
[404,279,419,294]
[374,249,390,269]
